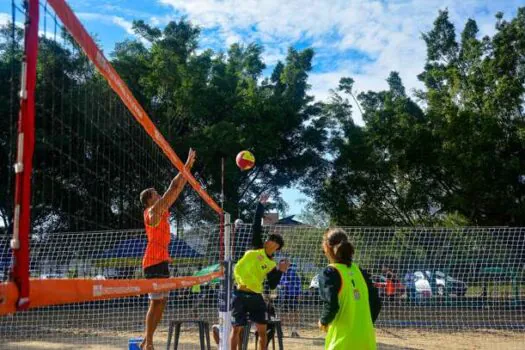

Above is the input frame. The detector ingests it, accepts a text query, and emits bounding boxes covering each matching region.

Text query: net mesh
[0,227,221,347]
[4,225,523,348]
[1,1,224,348]
[1,1,525,349]
[32,14,172,232]
[263,226,525,334]
[228,225,525,348]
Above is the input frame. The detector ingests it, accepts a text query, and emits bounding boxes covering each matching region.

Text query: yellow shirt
[234,248,277,294]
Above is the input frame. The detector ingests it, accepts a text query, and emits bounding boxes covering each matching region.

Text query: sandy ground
[1,303,524,349]
[2,328,525,350]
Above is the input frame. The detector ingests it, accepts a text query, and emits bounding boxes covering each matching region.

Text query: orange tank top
[143,208,171,268]
[386,279,395,296]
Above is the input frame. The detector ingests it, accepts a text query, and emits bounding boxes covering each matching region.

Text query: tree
[297,201,330,228]
[418,8,525,225]
[0,25,23,234]
[0,17,329,234]
[311,8,525,226]
[112,22,327,223]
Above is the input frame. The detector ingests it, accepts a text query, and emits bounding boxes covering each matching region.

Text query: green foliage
[0,17,327,231]
[297,202,330,227]
[110,22,326,222]
[313,8,525,227]
[1,7,524,232]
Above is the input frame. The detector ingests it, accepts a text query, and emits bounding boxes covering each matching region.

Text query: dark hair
[140,188,155,208]
[324,228,354,266]
[267,233,284,250]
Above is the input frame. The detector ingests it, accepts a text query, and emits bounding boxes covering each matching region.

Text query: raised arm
[149,148,196,226]
[251,193,269,249]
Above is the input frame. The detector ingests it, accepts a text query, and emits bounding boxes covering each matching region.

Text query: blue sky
[0,0,521,217]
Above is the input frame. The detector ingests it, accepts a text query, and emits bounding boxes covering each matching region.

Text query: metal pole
[221,157,225,209]
[219,212,232,350]
[11,0,39,311]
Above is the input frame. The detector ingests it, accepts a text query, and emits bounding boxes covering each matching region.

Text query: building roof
[276,215,304,226]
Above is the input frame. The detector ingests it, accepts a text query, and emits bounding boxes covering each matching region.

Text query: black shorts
[144,261,170,300]
[144,261,170,279]
[231,290,268,326]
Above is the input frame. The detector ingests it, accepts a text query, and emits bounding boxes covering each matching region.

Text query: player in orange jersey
[138,148,196,350]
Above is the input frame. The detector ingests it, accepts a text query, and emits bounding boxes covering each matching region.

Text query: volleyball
[236,150,255,171]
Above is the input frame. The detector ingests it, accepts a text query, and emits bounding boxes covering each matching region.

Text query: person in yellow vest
[318,228,381,350]
[230,194,291,350]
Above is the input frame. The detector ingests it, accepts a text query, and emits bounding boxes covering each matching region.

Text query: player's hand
[185,148,196,169]
[318,321,328,332]
[278,259,291,272]
[259,193,270,204]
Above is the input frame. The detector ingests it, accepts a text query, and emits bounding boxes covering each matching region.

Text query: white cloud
[111,16,135,36]
[77,13,134,35]
[157,0,520,122]
[150,15,176,26]
[77,12,151,45]
[0,12,10,27]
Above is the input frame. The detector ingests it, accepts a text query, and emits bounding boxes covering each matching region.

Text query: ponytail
[333,241,354,266]
[323,228,354,266]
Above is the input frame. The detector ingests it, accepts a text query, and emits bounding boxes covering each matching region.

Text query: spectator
[278,262,302,337]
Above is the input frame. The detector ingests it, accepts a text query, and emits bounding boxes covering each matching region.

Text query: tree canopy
[1,8,524,232]
[311,9,525,226]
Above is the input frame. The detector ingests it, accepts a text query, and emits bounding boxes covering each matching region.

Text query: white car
[309,274,319,289]
[429,271,467,296]
[414,271,432,296]
[405,271,433,297]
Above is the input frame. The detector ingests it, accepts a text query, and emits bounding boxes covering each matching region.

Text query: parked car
[405,270,468,298]
[304,274,322,305]
[309,274,319,289]
[433,271,468,296]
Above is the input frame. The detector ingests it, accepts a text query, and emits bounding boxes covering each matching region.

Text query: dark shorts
[231,290,268,326]
[144,261,170,300]
[280,295,300,312]
[144,261,170,279]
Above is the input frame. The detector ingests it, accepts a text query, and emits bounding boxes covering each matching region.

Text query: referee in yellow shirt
[230,194,291,350]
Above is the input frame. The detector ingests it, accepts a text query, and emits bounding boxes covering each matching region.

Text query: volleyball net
[1,0,226,326]
[0,0,524,349]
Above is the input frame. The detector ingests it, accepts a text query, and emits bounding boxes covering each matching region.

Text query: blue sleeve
[279,272,289,286]
[292,270,301,288]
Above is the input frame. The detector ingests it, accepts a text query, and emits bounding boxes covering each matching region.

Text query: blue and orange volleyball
[236,150,255,171]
